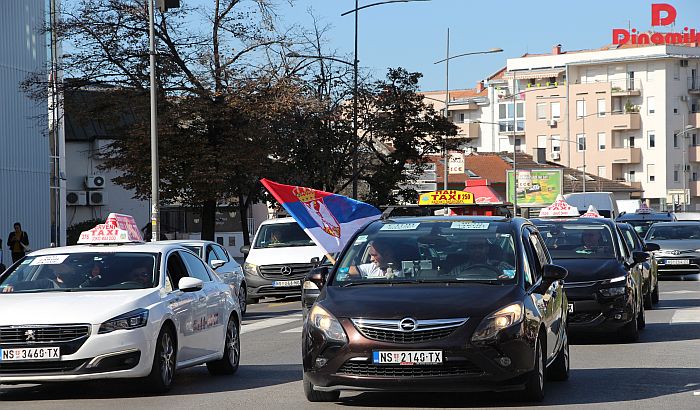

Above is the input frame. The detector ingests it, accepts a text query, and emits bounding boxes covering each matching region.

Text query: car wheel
[145,326,176,393]
[621,307,639,343]
[523,336,545,402]
[637,298,646,329]
[239,284,247,315]
[246,294,259,305]
[643,285,653,310]
[207,315,240,375]
[651,278,660,304]
[547,330,569,381]
[303,373,340,402]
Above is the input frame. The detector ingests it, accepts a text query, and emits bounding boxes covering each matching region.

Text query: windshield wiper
[415,279,503,285]
[341,280,395,287]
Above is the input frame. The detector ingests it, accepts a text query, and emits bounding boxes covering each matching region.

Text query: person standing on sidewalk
[7,222,29,263]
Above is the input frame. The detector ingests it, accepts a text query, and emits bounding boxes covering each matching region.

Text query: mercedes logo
[24,329,36,342]
[280,266,293,276]
[399,318,417,332]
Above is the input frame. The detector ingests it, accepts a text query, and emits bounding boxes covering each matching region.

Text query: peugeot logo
[399,318,417,332]
[280,266,293,276]
[24,329,36,342]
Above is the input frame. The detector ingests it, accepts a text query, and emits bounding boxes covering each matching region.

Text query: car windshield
[535,222,616,259]
[646,224,700,241]
[332,220,517,285]
[0,252,158,293]
[253,222,315,248]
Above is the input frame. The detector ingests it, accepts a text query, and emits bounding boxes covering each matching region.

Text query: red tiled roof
[421,88,487,99]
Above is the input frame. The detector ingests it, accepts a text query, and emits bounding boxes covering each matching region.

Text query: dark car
[617,223,661,309]
[616,211,676,238]
[644,221,700,278]
[302,217,569,402]
[302,254,335,319]
[532,218,646,342]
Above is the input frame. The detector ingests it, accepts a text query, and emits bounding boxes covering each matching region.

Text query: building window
[551,135,561,152]
[459,113,465,123]
[674,63,680,80]
[498,102,525,132]
[629,136,635,148]
[537,135,547,149]
[628,170,636,182]
[647,164,655,182]
[648,131,655,148]
[577,133,586,152]
[597,99,606,117]
[536,103,546,120]
[515,138,523,152]
[674,165,680,182]
[598,166,607,178]
[693,133,698,147]
[674,133,679,148]
[576,99,586,118]
[647,96,655,114]
[551,102,561,119]
[598,132,606,150]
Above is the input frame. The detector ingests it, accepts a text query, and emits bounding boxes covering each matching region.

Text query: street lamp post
[148,0,159,242]
[341,0,431,199]
[432,40,502,190]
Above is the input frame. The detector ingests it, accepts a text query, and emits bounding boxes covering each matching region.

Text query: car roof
[372,216,530,229]
[156,239,213,247]
[259,217,297,225]
[648,221,700,227]
[28,242,185,256]
[531,217,616,227]
[616,212,675,221]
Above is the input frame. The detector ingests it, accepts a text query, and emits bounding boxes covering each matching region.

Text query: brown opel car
[302,216,570,402]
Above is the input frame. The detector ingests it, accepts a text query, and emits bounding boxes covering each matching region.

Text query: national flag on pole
[260,179,382,254]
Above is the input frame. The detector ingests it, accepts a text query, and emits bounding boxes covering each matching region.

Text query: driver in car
[129,263,154,287]
[351,240,403,279]
[576,230,611,255]
[449,237,514,279]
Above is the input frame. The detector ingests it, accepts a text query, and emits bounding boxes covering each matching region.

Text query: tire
[651,278,660,304]
[643,287,653,310]
[523,337,545,402]
[547,331,569,381]
[303,373,340,402]
[239,284,247,315]
[637,298,646,329]
[621,308,639,343]
[145,326,177,393]
[207,315,240,375]
[246,293,259,305]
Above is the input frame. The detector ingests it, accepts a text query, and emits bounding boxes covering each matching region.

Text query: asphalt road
[2,280,700,410]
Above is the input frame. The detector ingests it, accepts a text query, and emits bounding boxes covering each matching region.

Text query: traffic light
[156,0,180,12]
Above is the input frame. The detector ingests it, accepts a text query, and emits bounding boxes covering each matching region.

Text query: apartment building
[504,43,700,210]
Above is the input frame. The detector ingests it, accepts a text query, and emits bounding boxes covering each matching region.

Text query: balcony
[690,112,700,127]
[689,146,700,163]
[454,122,479,139]
[448,99,478,110]
[689,76,700,95]
[610,147,642,164]
[610,78,642,97]
[610,112,641,130]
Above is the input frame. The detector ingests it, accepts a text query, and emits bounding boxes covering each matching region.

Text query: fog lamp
[497,356,512,367]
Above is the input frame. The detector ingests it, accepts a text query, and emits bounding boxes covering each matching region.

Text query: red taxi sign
[419,190,475,206]
[635,204,653,214]
[78,213,144,244]
[580,205,603,218]
[538,195,579,218]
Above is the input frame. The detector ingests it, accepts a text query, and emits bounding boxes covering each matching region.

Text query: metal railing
[689,76,700,92]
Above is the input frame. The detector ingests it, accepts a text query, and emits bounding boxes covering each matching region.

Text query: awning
[464,185,503,205]
[504,68,565,80]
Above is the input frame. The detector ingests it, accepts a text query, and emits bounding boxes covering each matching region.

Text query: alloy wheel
[160,332,175,385]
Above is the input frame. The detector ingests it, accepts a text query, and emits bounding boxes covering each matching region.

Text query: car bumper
[566,297,635,333]
[245,274,303,298]
[303,320,536,393]
[0,324,155,383]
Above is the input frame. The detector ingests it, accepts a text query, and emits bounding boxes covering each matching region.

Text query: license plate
[568,303,574,313]
[373,350,442,365]
[666,259,690,265]
[0,347,60,361]
[272,280,301,287]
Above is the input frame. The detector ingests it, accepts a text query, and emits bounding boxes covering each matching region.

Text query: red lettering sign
[613,4,697,46]
[651,3,676,26]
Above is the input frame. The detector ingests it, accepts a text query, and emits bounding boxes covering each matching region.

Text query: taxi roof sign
[78,213,144,244]
[580,205,603,218]
[635,204,653,214]
[419,190,475,206]
[538,194,579,218]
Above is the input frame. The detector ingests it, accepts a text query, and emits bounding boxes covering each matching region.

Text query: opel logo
[399,318,417,332]
[24,329,36,342]
[280,266,293,276]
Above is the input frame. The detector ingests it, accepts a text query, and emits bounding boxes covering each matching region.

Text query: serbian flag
[261,179,381,254]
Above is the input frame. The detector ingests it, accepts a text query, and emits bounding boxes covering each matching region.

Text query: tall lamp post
[433,37,502,190]
[341,0,431,198]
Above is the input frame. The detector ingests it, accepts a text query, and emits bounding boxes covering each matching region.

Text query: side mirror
[644,242,660,252]
[306,266,329,289]
[178,277,203,292]
[240,245,250,255]
[632,251,649,264]
[210,259,226,270]
[542,264,568,282]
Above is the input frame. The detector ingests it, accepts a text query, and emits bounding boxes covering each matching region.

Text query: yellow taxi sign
[418,190,475,206]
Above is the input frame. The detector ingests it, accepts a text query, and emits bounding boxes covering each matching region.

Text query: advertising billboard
[506,169,563,207]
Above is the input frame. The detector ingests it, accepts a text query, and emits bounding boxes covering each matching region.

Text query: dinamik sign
[613,3,699,46]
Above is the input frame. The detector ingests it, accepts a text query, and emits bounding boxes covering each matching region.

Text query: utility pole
[148,0,159,242]
[443,28,450,190]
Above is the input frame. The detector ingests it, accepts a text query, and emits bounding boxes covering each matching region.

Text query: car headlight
[471,302,523,342]
[599,286,627,297]
[603,275,626,284]
[308,305,347,343]
[99,309,149,334]
[243,262,258,276]
[303,280,319,291]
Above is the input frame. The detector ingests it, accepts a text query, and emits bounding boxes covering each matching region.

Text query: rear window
[253,222,315,248]
[535,222,616,259]
[646,224,700,241]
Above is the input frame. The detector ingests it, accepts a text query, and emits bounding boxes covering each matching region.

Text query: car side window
[212,244,229,262]
[206,245,217,265]
[166,251,190,290]
[616,228,631,260]
[529,229,550,268]
[181,251,212,282]
[522,229,541,287]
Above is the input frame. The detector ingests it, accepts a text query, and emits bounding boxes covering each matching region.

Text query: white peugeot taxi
[0,214,241,392]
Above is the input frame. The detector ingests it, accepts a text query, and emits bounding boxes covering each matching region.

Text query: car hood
[246,246,325,265]
[647,239,700,252]
[321,284,520,320]
[552,259,625,283]
[0,289,160,326]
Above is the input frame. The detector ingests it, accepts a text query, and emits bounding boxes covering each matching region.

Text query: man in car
[449,236,515,279]
[352,240,402,278]
[129,262,154,287]
[576,230,612,255]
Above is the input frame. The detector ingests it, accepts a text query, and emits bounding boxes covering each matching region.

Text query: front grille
[258,263,315,280]
[352,318,467,344]
[569,312,602,324]
[0,359,88,374]
[337,362,483,377]
[0,325,90,344]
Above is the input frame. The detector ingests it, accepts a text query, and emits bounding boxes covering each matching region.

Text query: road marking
[661,290,700,295]
[241,314,301,334]
[670,308,700,324]
[280,326,303,334]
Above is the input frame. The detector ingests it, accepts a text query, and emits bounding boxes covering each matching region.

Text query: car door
[180,250,226,357]
[163,250,198,363]
[616,227,642,304]
[212,243,243,291]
